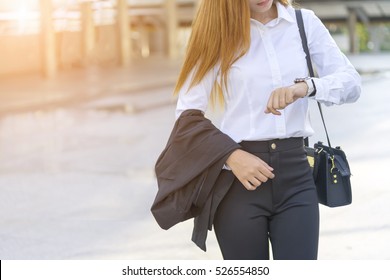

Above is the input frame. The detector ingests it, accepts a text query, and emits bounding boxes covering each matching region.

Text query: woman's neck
[251,4,278,25]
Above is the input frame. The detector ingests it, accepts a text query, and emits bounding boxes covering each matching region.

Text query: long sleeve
[175,67,218,119]
[303,9,362,106]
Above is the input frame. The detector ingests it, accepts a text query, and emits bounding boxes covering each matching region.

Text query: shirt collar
[275,2,295,24]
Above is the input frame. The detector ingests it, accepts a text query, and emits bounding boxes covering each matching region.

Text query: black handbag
[296,9,352,207]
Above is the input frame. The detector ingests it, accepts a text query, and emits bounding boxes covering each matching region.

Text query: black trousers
[213,138,319,260]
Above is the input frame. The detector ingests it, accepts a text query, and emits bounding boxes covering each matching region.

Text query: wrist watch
[294,77,317,97]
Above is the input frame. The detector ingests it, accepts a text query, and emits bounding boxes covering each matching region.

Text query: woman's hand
[226,149,275,191]
[265,83,308,115]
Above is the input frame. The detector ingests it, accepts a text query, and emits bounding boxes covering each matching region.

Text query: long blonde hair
[174,0,290,105]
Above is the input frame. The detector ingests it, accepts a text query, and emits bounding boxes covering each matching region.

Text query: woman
[173,0,361,260]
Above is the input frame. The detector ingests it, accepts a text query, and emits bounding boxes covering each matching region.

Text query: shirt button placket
[263,28,286,136]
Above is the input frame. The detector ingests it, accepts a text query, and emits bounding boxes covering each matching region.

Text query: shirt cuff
[222,164,232,171]
[307,78,316,97]
[311,77,340,105]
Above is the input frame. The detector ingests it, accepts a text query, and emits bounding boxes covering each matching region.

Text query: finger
[257,164,275,179]
[244,181,257,191]
[273,92,280,110]
[257,159,274,172]
[268,105,281,115]
[265,98,281,115]
[262,168,275,179]
[265,107,281,115]
[237,177,255,191]
[265,92,274,113]
[253,171,268,183]
[279,90,287,108]
[248,177,262,188]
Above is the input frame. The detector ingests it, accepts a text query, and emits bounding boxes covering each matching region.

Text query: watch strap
[294,77,316,97]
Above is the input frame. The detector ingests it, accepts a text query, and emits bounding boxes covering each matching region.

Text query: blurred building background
[0,0,389,78]
[298,0,390,53]
[0,0,198,78]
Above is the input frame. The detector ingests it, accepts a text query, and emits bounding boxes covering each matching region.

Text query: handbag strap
[295,9,332,148]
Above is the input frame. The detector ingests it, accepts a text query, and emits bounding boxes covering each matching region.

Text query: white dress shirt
[175,3,361,143]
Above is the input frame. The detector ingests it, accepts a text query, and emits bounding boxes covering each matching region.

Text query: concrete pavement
[0,56,182,116]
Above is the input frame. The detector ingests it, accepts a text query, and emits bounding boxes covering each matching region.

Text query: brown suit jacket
[151,109,239,251]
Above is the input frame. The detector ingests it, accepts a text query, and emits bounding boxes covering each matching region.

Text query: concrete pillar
[139,19,150,58]
[165,0,178,59]
[347,8,359,54]
[39,0,57,78]
[369,25,382,53]
[80,1,95,63]
[117,0,131,66]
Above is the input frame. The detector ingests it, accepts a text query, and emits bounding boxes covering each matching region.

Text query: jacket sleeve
[152,110,240,230]
[302,9,361,106]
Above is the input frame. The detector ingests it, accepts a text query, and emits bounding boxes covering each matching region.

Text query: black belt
[239,137,304,153]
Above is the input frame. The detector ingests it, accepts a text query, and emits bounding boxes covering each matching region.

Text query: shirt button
[271,143,277,150]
